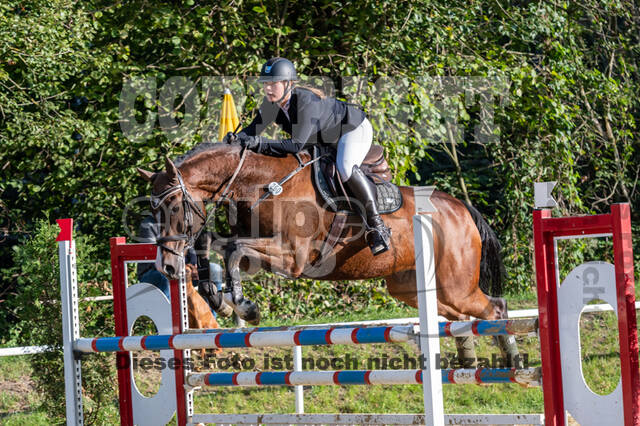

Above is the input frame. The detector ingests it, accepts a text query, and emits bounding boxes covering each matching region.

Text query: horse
[137,143,520,366]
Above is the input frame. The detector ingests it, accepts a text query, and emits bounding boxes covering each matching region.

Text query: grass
[0,356,52,425]
[1,294,636,424]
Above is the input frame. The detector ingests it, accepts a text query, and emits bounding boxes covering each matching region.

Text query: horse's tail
[463,202,505,297]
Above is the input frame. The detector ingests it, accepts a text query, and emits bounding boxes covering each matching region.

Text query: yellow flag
[218,88,240,141]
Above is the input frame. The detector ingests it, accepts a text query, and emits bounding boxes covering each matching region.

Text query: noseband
[151,147,248,257]
[151,170,207,256]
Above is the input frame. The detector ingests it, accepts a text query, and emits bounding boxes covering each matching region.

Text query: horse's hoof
[244,307,261,326]
[229,298,261,326]
[240,300,261,326]
[216,298,234,318]
[246,313,261,326]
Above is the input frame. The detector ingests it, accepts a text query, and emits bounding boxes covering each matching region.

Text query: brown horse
[138,143,519,365]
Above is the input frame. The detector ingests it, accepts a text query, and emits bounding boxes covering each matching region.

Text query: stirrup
[365,225,391,256]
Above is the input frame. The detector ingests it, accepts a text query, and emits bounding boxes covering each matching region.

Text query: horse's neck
[180,150,239,200]
[181,149,297,201]
[232,152,299,199]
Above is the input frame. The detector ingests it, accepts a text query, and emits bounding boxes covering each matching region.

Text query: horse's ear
[165,156,178,179]
[137,168,156,182]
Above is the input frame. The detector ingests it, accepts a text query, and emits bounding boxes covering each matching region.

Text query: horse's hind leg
[447,294,522,368]
[433,304,480,368]
[384,271,479,368]
[487,295,523,368]
[385,271,522,369]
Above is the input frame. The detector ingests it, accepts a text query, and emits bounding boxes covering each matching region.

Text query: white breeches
[337,117,373,182]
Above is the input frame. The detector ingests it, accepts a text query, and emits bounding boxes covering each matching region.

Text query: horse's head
[137,157,207,279]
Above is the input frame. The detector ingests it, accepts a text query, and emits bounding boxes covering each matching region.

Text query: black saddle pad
[311,146,403,215]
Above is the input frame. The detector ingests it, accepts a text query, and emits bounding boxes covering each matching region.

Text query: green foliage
[238,271,408,323]
[1,219,115,424]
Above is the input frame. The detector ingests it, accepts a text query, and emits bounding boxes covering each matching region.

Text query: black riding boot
[344,165,391,255]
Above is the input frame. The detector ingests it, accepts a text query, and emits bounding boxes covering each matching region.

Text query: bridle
[151,147,248,257]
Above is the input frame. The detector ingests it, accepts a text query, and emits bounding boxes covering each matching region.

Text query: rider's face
[263,81,289,104]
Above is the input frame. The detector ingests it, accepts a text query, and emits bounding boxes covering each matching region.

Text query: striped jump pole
[186,368,542,388]
[74,325,414,353]
[439,318,537,337]
[186,317,538,337]
[74,318,539,354]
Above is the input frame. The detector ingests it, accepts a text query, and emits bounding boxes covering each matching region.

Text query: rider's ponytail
[296,84,326,99]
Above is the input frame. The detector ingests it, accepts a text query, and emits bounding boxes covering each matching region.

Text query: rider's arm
[254,99,321,156]
[240,99,279,137]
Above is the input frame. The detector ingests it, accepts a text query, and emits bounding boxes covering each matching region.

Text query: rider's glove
[236,132,261,150]
[222,131,237,144]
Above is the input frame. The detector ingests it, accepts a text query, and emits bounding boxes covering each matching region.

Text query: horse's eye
[172,205,180,213]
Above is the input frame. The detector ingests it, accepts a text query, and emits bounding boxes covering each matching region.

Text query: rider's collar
[280,97,291,119]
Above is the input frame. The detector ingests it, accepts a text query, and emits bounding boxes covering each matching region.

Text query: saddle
[305,144,402,266]
[312,145,403,215]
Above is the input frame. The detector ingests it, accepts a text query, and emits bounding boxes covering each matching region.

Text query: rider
[226,57,391,255]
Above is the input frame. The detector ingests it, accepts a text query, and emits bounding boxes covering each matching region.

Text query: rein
[250,151,328,211]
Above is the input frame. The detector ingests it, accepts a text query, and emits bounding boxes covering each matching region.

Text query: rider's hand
[237,132,261,150]
[222,131,237,144]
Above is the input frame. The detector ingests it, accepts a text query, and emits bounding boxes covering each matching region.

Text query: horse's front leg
[192,231,233,318]
[220,242,262,325]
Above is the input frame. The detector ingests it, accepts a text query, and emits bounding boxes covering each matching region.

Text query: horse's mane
[174,142,238,167]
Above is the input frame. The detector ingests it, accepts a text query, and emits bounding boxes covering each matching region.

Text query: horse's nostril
[164,264,175,277]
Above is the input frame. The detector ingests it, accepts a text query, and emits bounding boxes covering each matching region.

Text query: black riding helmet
[259,57,297,103]
[259,57,297,82]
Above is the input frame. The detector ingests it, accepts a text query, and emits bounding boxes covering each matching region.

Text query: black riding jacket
[240,87,366,156]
